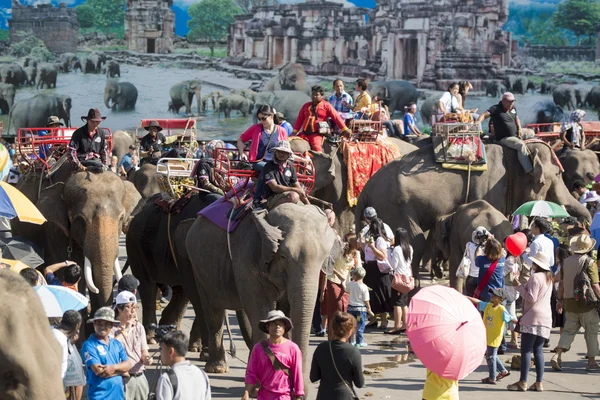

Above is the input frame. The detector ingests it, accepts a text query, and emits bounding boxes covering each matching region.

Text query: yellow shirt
[479,302,511,348]
[422,369,459,400]
[353,92,372,114]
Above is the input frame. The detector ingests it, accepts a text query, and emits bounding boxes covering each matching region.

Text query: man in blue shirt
[276,112,293,136]
[328,79,353,114]
[81,307,132,400]
[119,145,136,177]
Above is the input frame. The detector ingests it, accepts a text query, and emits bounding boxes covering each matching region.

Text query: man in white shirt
[523,218,555,267]
[156,331,211,400]
[359,207,394,246]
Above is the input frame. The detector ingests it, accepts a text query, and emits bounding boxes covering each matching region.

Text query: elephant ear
[37,182,69,238]
[251,209,284,273]
[531,149,546,188]
[121,181,142,233]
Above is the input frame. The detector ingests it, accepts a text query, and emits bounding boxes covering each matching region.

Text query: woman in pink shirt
[242,310,304,400]
[236,105,288,167]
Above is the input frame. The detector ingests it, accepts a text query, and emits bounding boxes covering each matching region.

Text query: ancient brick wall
[519,45,595,62]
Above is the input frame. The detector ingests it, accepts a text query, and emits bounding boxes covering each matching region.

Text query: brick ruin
[125,0,175,53]
[227,0,514,89]
[9,0,79,54]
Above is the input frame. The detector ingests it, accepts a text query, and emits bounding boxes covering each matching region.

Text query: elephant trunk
[548,182,591,223]
[104,92,113,110]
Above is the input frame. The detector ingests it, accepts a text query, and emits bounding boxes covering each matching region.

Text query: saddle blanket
[197,181,254,232]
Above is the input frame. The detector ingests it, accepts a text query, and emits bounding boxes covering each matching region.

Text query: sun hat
[115,290,137,306]
[363,207,377,219]
[570,234,596,254]
[583,191,600,203]
[488,287,507,299]
[88,306,120,324]
[144,120,163,132]
[502,92,516,101]
[81,108,106,122]
[117,275,139,293]
[258,310,293,334]
[46,116,64,127]
[268,140,293,155]
[528,252,552,271]
[276,111,285,120]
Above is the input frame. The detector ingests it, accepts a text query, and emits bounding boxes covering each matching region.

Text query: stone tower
[125,0,175,53]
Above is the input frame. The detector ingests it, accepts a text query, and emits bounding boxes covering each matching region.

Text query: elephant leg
[138,279,158,343]
[158,285,188,328]
[408,217,426,283]
[204,306,228,373]
[236,310,253,350]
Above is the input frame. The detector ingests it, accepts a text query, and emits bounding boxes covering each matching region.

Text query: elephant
[251,90,311,126]
[420,93,443,126]
[22,56,38,68]
[23,66,36,86]
[368,80,419,117]
[527,81,536,93]
[355,142,591,288]
[104,79,138,111]
[230,88,256,103]
[575,87,590,108]
[1,63,26,87]
[73,59,82,73]
[112,130,135,162]
[200,95,210,112]
[217,94,253,118]
[0,270,65,399]
[534,101,564,128]
[503,75,516,92]
[13,165,142,318]
[553,85,575,111]
[559,149,600,193]
[210,91,225,110]
[128,163,160,199]
[262,63,311,96]
[58,52,78,72]
[185,203,338,376]
[585,85,600,110]
[485,81,503,98]
[83,55,99,74]
[91,51,107,70]
[36,63,58,89]
[512,77,528,95]
[54,62,65,73]
[105,60,120,78]
[0,83,15,115]
[169,80,202,115]
[8,93,71,134]
[433,200,514,289]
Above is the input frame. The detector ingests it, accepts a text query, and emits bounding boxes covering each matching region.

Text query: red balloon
[506,232,527,257]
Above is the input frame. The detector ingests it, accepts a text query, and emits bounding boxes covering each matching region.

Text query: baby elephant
[217,94,253,118]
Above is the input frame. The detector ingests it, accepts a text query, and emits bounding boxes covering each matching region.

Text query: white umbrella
[34,285,88,318]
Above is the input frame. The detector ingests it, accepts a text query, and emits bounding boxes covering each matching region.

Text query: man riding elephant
[140,120,167,161]
[68,108,109,173]
[477,92,533,174]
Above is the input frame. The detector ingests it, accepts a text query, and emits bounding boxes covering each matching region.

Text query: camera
[474,230,489,245]
[148,323,177,343]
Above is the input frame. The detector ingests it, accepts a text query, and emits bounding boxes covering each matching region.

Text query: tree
[75,4,95,29]
[235,0,277,14]
[86,0,125,31]
[553,0,600,45]
[187,0,241,56]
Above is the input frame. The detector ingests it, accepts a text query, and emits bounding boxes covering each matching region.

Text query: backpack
[574,256,599,308]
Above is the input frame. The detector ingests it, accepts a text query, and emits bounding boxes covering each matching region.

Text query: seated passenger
[477,92,533,173]
[403,103,424,139]
[256,140,310,210]
[39,116,63,160]
[68,108,109,172]
[353,78,372,119]
[276,112,293,136]
[293,85,351,152]
[140,121,167,161]
[561,109,586,151]
[328,79,353,115]
[456,81,478,115]
[194,158,224,198]
[435,82,461,123]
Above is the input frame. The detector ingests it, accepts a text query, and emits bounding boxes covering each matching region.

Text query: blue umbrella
[34,285,88,318]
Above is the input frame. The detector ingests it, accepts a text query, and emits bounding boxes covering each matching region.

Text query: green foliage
[9,34,52,60]
[543,61,600,75]
[553,0,600,45]
[75,4,95,29]
[187,0,241,56]
[505,1,576,45]
[0,30,9,41]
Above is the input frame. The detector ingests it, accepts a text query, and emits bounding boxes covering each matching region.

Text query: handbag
[376,247,393,273]
[514,282,552,333]
[317,121,332,136]
[456,248,471,279]
[329,341,359,400]
[392,273,414,294]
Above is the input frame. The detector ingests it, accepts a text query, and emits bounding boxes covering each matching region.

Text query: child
[422,369,459,400]
[346,266,374,347]
[467,288,516,384]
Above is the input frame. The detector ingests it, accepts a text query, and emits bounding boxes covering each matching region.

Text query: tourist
[435,82,461,122]
[560,109,586,151]
[523,218,555,269]
[476,92,532,174]
[310,311,364,399]
[548,245,570,351]
[156,331,211,400]
[507,252,553,392]
[243,310,304,400]
[44,261,81,291]
[19,267,46,286]
[371,95,401,138]
[54,310,85,400]
[572,180,589,203]
[386,227,413,335]
[503,248,522,349]
[109,155,120,175]
[422,369,458,400]
[140,121,168,162]
[456,81,478,115]
[551,234,600,372]
[119,145,137,177]
[81,307,132,400]
[38,115,63,160]
[52,310,83,379]
[112,291,151,400]
[237,104,287,168]
[352,78,371,119]
[358,207,394,247]
[118,275,140,295]
[328,78,353,114]
[474,238,505,302]
[346,267,373,346]
[403,102,423,139]
[463,227,491,297]
[293,85,351,152]
[67,108,109,172]
[276,112,293,136]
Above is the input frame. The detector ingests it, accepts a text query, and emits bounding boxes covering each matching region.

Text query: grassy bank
[542,61,600,75]
[173,47,227,58]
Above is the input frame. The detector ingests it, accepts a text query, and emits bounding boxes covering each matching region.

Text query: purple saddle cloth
[198,181,253,232]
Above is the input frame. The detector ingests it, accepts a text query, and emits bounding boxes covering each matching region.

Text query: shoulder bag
[328,341,359,400]
[515,282,551,333]
[456,247,471,279]
[391,247,414,294]
[473,259,499,299]
[260,339,295,397]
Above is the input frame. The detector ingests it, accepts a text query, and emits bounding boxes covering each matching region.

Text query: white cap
[115,290,137,306]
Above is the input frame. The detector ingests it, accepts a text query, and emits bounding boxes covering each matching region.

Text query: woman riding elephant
[435,82,461,123]
[355,141,591,285]
[560,109,586,151]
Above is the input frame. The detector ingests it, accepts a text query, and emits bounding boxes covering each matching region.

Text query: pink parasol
[407,285,486,380]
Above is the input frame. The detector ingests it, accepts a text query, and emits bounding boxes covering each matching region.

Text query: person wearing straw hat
[243,310,304,400]
[551,234,600,372]
[140,121,167,161]
[38,115,64,160]
[81,307,132,400]
[68,108,109,172]
[254,140,309,210]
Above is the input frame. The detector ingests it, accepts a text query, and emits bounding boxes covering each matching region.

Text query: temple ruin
[227,0,514,88]
[125,0,175,53]
[9,0,79,54]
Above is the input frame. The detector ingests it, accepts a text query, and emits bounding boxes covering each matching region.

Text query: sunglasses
[259,115,272,121]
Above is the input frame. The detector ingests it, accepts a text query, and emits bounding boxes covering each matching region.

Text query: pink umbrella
[407,285,486,380]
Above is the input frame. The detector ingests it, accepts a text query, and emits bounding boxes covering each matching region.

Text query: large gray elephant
[252,90,311,126]
[355,142,591,285]
[559,149,600,192]
[512,76,529,95]
[485,81,503,98]
[105,60,120,78]
[0,83,15,115]
[574,87,589,108]
[503,75,516,92]
[217,94,253,118]
[585,85,600,110]
[59,52,78,71]
[368,80,419,117]
[185,204,338,376]
[128,163,160,199]
[420,93,443,126]
[104,79,138,110]
[1,63,25,87]
[534,100,564,127]
[169,80,202,115]
[14,165,142,314]
[553,85,575,110]
[23,66,36,86]
[263,63,311,96]
[0,270,65,399]
[36,63,58,89]
[84,54,101,74]
[8,93,71,134]
[433,200,514,289]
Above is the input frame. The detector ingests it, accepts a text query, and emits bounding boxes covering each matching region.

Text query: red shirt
[293,100,349,134]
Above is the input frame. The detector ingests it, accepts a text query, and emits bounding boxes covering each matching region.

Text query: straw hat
[46,116,64,127]
[569,234,596,254]
[258,310,293,333]
[528,252,552,271]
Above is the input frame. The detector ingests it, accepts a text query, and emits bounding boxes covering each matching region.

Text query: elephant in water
[185,204,339,378]
[0,83,15,115]
[36,63,57,89]
[169,80,202,115]
[355,142,591,282]
[263,63,311,96]
[433,200,514,289]
[533,100,564,128]
[553,85,575,110]
[217,94,253,118]
[252,90,310,126]
[104,79,138,110]
[0,270,65,399]
[8,93,71,134]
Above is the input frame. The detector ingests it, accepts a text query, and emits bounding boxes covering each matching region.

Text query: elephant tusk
[114,258,123,282]
[84,257,100,294]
